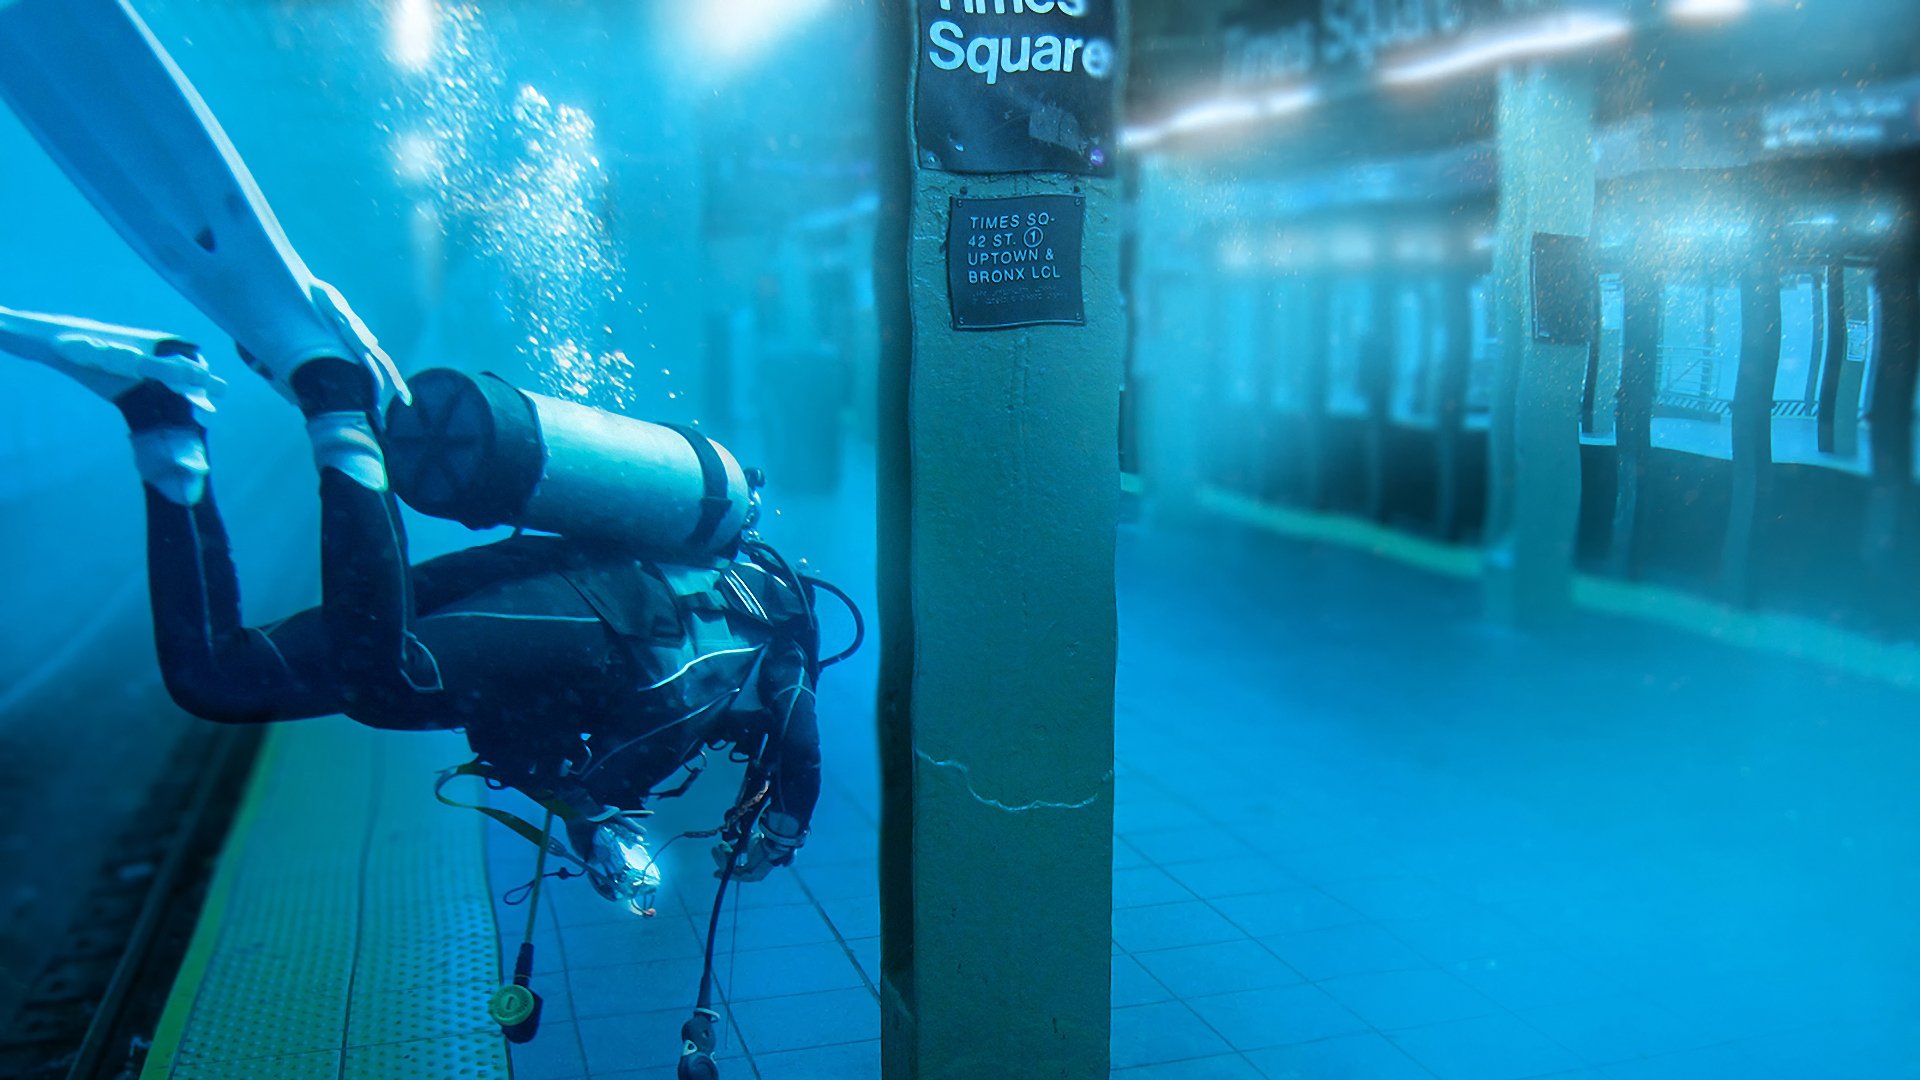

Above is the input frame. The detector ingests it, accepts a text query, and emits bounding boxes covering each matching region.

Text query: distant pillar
[1609,260,1660,577]
[1361,270,1393,521]
[1483,60,1596,625]
[1721,228,1784,605]
[1818,263,1847,452]
[1301,271,1332,509]
[874,3,1122,1078]
[1249,277,1283,500]
[1435,267,1473,540]
[1864,256,1919,610]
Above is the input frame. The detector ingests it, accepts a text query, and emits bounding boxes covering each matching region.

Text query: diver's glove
[582,816,660,916]
[715,812,806,883]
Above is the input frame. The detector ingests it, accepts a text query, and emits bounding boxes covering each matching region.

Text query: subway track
[0,722,260,1080]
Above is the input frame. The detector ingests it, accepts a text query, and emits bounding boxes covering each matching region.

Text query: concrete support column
[1136,266,1213,520]
[1435,267,1474,540]
[1609,261,1661,577]
[1817,262,1847,451]
[873,7,1120,1079]
[1483,60,1596,625]
[1250,276,1284,501]
[1299,271,1332,509]
[1864,256,1919,605]
[1721,236,1784,605]
[1361,272,1393,521]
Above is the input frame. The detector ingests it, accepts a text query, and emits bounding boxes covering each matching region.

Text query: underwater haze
[3,1,1920,1079]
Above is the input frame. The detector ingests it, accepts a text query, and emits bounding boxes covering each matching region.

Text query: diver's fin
[0,0,408,405]
[0,305,224,411]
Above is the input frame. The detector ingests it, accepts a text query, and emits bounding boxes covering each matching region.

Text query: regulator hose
[801,575,865,669]
[678,768,769,1080]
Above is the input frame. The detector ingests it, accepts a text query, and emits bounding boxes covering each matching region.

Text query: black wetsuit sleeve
[759,643,822,835]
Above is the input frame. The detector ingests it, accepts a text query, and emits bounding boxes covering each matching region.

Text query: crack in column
[915,749,1113,813]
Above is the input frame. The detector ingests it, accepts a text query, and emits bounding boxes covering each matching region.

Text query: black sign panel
[947,194,1084,330]
[915,0,1118,176]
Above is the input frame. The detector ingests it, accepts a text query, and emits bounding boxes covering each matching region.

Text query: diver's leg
[289,357,439,706]
[118,382,337,722]
[291,364,627,733]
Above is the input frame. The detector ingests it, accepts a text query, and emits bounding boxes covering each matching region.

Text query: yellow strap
[434,761,585,868]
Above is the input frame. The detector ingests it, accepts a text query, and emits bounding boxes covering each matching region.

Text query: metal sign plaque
[947,194,1085,331]
[915,0,1118,176]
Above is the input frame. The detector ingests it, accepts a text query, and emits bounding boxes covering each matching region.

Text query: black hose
[695,853,736,1011]
[800,574,864,668]
[741,538,819,674]
[679,770,769,1080]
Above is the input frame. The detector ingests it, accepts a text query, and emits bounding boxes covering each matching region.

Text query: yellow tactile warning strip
[1198,485,1920,689]
[141,719,510,1080]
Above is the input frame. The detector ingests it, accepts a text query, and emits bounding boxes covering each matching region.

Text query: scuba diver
[0,306,858,1071]
[0,310,833,902]
[0,1,860,1074]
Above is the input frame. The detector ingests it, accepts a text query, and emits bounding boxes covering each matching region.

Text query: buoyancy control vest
[457,543,814,815]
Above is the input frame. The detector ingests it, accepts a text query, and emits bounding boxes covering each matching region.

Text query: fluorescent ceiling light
[1668,0,1750,23]
[388,0,436,72]
[1165,98,1261,136]
[392,130,443,183]
[682,0,831,71]
[1380,10,1632,86]
[1120,85,1320,150]
[1262,86,1322,117]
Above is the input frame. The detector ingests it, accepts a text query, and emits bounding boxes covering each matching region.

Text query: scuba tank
[383,368,757,558]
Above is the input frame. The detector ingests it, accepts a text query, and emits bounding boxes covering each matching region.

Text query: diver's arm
[767,685,822,841]
[742,644,820,878]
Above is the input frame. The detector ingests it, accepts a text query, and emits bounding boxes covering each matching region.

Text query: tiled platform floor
[1103,524,1920,1079]
[490,508,1920,1079]
[481,761,883,1079]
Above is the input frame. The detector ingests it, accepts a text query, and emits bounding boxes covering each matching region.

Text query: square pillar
[872,5,1122,1078]
[1483,60,1596,625]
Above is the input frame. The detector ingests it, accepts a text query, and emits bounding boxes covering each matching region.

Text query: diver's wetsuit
[117,376,821,834]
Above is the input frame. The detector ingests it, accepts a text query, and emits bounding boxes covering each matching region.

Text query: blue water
[2,2,1917,1078]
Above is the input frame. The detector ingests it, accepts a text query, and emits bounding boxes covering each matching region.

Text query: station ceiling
[1124,0,1920,170]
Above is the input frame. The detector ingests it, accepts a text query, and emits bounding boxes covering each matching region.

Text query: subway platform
[137,491,1920,1079]
[1106,514,1920,1079]
[135,466,888,1080]
[133,661,879,1076]
[136,713,883,1080]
